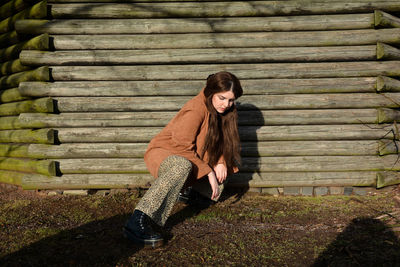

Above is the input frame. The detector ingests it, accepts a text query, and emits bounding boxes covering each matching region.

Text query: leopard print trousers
[135,155,192,226]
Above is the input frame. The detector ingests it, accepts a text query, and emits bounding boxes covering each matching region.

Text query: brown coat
[144,89,229,180]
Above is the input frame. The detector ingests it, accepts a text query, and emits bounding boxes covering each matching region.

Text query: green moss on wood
[0,128,54,144]
[0,143,29,157]
[0,1,47,33]
[0,87,30,103]
[0,97,53,116]
[0,34,49,62]
[0,59,31,76]
[0,31,20,49]
[0,170,25,185]
[14,19,49,34]
[0,157,56,176]
[0,66,49,90]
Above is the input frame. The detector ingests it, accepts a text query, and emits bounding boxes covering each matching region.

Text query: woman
[123,71,243,247]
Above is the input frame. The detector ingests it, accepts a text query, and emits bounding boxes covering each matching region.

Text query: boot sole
[122,227,164,248]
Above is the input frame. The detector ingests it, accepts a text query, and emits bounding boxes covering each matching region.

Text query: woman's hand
[208,171,220,200]
[213,163,227,183]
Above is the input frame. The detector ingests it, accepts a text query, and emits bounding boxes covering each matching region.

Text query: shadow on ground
[313,217,400,266]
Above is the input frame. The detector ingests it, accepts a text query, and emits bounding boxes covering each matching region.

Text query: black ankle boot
[123,210,164,248]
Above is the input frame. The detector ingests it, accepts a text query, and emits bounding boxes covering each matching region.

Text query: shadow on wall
[223,103,264,201]
[312,217,400,266]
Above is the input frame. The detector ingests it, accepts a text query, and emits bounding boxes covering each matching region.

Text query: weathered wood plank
[54,124,395,143]
[0,59,31,76]
[17,109,382,127]
[0,143,29,157]
[377,76,400,92]
[49,62,400,80]
[377,42,400,60]
[0,31,21,49]
[50,94,400,112]
[27,140,381,159]
[0,66,49,90]
[20,47,378,66]
[49,2,400,18]
[53,155,400,174]
[0,0,41,19]
[0,0,47,34]
[0,128,54,144]
[22,173,153,189]
[21,171,377,189]
[18,78,378,97]
[229,171,377,187]
[375,10,400,28]
[377,171,400,188]
[0,97,53,116]
[50,29,400,50]
[19,15,375,35]
[0,157,55,176]
[0,87,30,103]
[0,34,48,63]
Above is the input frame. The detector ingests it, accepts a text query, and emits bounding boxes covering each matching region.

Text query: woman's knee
[160,155,192,176]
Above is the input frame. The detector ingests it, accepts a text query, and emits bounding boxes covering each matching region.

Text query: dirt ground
[1,184,400,266]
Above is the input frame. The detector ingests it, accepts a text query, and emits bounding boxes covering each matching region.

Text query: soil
[1,184,400,266]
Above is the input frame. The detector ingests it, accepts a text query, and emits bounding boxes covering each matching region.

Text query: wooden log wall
[0,0,53,186]
[2,0,400,192]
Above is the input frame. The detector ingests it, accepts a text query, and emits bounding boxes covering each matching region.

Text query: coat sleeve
[170,108,213,178]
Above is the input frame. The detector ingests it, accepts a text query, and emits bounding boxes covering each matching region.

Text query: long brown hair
[202,71,243,173]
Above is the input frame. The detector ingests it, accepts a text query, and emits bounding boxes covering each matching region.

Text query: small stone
[277,187,284,194]
[248,187,261,193]
[47,191,59,196]
[329,187,344,195]
[301,187,314,196]
[344,187,353,196]
[353,187,367,196]
[63,190,88,196]
[95,190,111,196]
[261,187,279,196]
[314,187,328,196]
[284,187,301,196]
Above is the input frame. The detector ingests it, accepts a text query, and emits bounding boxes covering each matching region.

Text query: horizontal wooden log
[229,171,377,187]
[17,109,383,127]
[0,170,27,185]
[49,2,400,18]
[376,76,400,92]
[49,62,400,80]
[22,15,375,35]
[22,173,153,189]
[50,29,400,50]
[377,42,400,60]
[27,140,381,159]
[377,108,400,123]
[240,155,400,172]
[0,31,21,49]
[56,28,400,49]
[0,0,41,19]
[0,97,53,116]
[0,128,54,143]
[18,78,378,97]
[378,140,399,156]
[0,59,31,76]
[54,124,395,143]
[51,94,400,112]
[0,0,47,34]
[0,116,26,130]
[0,66,49,89]
[377,171,400,188]
[0,143,29,157]
[27,143,147,158]
[20,46,378,66]
[375,10,400,28]
[0,87,30,103]
[0,33,49,63]
[0,157,55,176]
[53,155,400,174]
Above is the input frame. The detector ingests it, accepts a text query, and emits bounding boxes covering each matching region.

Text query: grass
[0,186,400,266]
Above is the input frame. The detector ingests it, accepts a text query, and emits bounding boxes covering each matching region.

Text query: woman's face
[212,90,236,113]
